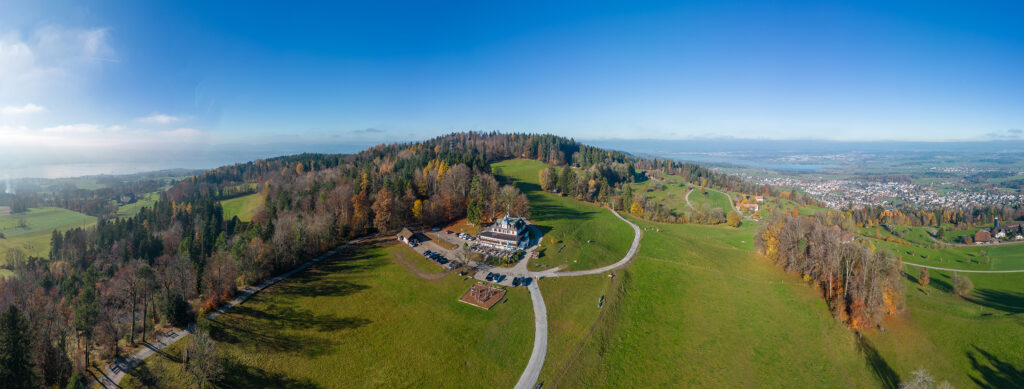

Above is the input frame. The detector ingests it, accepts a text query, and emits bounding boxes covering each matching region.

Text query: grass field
[687,187,734,212]
[221,193,264,222]
[628,173,694,216]
[117,191,161,218]
[123,241,534,388]
[559,220,882,387]
[0,207,96,260]
[492,159,634,271]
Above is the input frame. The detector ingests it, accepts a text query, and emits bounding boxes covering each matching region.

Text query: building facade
[478,215,529,248]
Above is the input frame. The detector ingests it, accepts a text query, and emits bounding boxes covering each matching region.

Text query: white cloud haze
[1,103,45,115]
[138,113,184,124]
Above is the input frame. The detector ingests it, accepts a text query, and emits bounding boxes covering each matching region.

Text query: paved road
[502,208,642,389]
[91,237,371,388]
[514,282,548,389]
[900,260,1024,273]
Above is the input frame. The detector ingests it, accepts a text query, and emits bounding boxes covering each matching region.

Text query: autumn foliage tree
[756,214,903,329]
[726,210,742,227]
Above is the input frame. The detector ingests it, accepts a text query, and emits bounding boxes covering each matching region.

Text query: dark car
[512,277,521,286]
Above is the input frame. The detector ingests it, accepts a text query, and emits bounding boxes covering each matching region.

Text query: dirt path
[394,251,450,280]
[900,261,1024,273]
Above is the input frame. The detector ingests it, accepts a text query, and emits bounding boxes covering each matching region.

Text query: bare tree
[183,326,223,389]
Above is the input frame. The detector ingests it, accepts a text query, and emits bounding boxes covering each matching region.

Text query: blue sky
[2,0,1024,169]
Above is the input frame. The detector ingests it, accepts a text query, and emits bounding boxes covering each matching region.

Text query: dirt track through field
[394,251,450,280]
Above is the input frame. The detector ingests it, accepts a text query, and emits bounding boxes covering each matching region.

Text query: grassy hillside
[493,159,634,271]
[559,220,882,387]
[221,193,264,222]
[687,187,734,212]
[0,207,96,260]
[122,241,534,388]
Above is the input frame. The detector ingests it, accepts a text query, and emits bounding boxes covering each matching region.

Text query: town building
[478,214,529,248]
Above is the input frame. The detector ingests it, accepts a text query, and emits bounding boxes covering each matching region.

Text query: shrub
[952,273,974,298]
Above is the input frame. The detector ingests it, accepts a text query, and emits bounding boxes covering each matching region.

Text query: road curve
[544,209,643,277]
[514,282,548,389]
[510,208,642,389]
[900,261,1024,273]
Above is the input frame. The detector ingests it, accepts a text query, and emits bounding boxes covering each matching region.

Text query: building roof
[397,228,415,240]
[478,230,521,242]
[975,230,992,242]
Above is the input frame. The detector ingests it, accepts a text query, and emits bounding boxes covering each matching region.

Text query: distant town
[744,174,1024,210]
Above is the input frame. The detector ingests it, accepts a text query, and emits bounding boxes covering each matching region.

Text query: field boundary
[91,235,373,388]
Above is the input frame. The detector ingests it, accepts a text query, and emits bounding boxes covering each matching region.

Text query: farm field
[221,193,264,222]
[493,159,634,271]
[0,207,96,260]
[122,241,534,388]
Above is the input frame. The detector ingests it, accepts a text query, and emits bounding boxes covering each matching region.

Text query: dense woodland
[756,214,904,330]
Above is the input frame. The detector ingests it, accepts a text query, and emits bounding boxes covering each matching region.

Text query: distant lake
[1,160,231,180]
[658,153,841,172]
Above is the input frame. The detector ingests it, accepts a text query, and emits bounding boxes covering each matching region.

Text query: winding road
[502,208,642,389]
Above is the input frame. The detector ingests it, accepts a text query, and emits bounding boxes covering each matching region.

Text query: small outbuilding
[397,228,416,244]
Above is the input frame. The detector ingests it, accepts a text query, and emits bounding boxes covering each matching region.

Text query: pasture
[221,193,264,222]
[122,241,534,388]
[0,207,96,260]
[116,191,161,218]
[492,159,634,271]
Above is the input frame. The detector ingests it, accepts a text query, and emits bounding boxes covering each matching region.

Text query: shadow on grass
[219,357,321,389]
[856,334,900,389]
[968,289,1024,314]
[274,246,380,298]
[968,345,1024,388]
[929,272,954,294]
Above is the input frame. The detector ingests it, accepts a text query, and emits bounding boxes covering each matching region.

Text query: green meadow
[117,191,161,218]
[493,159,634,271]
[559,220,882,387]
[221,193,264,222]
[123,242,534,388]
[0,207,96,260]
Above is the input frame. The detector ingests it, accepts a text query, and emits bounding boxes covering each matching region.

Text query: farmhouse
[478,214,529,249]
[974,229,992,244]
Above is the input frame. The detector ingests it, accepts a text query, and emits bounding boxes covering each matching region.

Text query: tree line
[756,214,904,329]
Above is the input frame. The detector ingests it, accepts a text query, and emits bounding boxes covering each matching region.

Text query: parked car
[446,230,453,234]
[431,227,441,231]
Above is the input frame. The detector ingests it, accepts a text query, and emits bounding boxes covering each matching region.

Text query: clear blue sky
[2,0,1024,167]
